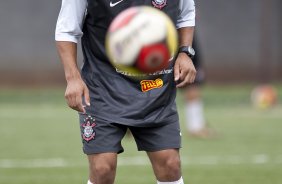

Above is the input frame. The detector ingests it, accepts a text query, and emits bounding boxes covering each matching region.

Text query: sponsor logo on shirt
[140,78,164,92]
[110,0,125,7]
[116,68,173,77]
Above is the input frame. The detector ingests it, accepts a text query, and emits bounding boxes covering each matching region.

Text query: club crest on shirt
[140,78,164,92]
[82,115,97,142]
[152,0,167,9]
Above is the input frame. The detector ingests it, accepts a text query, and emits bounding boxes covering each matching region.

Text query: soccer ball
[251,85,278,109]
[106,6,178,75]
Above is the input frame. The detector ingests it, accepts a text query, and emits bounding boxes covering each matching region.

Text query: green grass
[0,85,281,184]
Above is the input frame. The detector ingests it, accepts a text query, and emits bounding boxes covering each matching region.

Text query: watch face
[188,47,195,56]
[178,46,195,58]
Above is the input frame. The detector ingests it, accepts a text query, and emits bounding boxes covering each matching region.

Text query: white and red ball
[106,6,178,75]
[251,85,278,109]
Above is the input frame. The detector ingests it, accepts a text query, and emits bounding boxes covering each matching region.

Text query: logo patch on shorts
[82,115,96,142]
[140,78,163,92]
[152,0,167,9]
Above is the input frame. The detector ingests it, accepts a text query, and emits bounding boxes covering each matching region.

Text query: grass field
[0,84,281,184]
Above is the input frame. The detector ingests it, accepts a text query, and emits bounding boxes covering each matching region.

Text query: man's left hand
[174,53,197,88]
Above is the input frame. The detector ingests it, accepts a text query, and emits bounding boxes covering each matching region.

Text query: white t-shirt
[55,0,195,43]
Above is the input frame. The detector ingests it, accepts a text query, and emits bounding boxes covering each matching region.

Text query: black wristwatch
[178,46,195,59]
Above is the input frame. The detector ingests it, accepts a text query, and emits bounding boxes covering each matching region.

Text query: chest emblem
[152,0,167,9]
[140,78,164,92]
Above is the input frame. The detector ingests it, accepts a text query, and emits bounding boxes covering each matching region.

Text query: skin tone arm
[56,41,90,113]
[174,27,196,88]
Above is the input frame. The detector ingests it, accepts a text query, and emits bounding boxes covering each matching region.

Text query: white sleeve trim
[55,34,80,43]
[176,20,195,29]
[55,0,87,43]
[176,0,196,29]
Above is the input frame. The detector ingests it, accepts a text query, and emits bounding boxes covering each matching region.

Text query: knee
[155,156,181,181]
[91,162,116,178]
[155,155,181,177]
[164,156,181,174]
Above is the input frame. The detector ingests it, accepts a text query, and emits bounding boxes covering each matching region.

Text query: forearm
[178,27,194,47]
[56,41,81,82]
[56,41,90,112]
[174,26,196,87]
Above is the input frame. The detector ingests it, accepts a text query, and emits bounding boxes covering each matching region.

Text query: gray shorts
[79,114,181,155]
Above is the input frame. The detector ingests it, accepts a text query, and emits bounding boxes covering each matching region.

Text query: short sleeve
[55,0,88,43]
[176,0,196,29]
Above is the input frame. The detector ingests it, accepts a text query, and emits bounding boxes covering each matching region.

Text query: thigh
[88,152,118,169]
[129,121,181,152]
[79,114,127,154]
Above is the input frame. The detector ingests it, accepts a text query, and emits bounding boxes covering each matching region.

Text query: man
[55,0,196,184]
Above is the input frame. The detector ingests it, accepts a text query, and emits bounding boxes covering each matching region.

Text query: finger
[176,74,190,88]
[183,71,194,86]
[179,69,187,81]
[176,80,187,88]
[67,95,79,111]
[174,61,180,81]
[189,71,197,83]
[75,94,85,113]
[84,86,91,106]
[66,95,76,109]
[190,74,196,83]
[185,71,193,84]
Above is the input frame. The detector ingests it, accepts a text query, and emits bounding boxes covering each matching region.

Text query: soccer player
[55,0,196,184]
[184,38,215,138]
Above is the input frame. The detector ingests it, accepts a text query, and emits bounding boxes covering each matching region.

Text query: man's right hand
[65,77,90,113]
[56,41,90,113]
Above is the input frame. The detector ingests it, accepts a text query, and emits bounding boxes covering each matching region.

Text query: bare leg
[87,153,117,184]
[147,149,182,182]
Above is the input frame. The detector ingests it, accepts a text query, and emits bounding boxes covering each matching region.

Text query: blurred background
[0,0,281,184]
